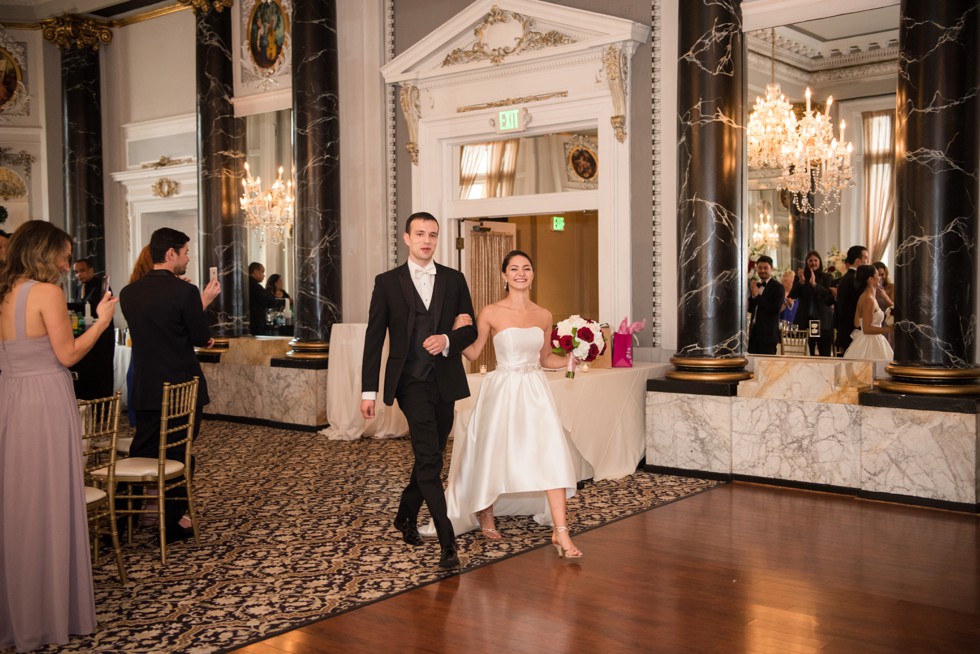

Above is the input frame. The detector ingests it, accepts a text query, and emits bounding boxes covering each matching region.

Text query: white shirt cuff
[361,392,377,401]
[440,334,450,357]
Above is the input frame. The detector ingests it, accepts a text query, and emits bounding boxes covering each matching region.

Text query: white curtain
[863,109,895,263]
[458,140,519,200]
[468,230,515,372]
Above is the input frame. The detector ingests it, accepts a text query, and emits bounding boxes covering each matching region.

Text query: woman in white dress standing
[433,250,582,558]
[843,264,894,360]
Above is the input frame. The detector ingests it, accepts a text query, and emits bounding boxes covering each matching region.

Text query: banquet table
[113,344,131,409]
[453,362,662,481]
[320,323,409,440]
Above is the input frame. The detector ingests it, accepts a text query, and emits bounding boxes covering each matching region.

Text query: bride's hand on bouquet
[453,313,473,329]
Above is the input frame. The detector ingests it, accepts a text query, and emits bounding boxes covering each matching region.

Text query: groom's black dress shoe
[438,547,460,570]
[393,516,424,547]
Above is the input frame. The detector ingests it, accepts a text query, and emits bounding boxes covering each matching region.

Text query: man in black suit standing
[833,245,871,355]
[360,211,478,570]
[248,261,278,335]
[748,255,785,354]
[120,228,220,541]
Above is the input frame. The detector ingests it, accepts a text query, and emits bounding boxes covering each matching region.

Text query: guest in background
[779,270,798,324]
[873,261,894,310]
[120,228,218,543]
[0,221,117,652]
[843,264,894,360]
[72,258,105,310]
[0,228,9,263]
[833,245,870,355]
[790,250,835,356]
[747,255,784,355]
[70,257,115,399]
[248,261,277,335]
[266,273,290,300]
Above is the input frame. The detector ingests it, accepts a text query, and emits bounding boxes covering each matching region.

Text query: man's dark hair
[149,228,190,264]
[845,245,867,265]
[248,261,265,275]
[756,255,774,266]
[405,211,438,234]
[73,258,93,269]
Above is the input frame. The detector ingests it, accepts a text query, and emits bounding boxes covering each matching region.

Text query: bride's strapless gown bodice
[845,305,893,360]
[420,326,577,537]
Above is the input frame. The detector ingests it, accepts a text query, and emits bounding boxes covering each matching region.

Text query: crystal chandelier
[751,200,780,251]
[779,89,854,214]
[241,162,294,245]
[747,29,798,170]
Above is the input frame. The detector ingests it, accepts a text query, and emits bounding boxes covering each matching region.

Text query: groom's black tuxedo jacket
[362,262,478,407]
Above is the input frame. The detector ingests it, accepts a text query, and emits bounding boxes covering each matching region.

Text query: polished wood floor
[234,483,980,654]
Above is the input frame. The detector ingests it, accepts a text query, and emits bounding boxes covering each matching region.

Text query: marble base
[647,358,980,508]
[200,337,328,428]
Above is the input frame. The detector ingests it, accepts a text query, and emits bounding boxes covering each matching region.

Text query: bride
[843,264,894,360]
[422,250,582,558]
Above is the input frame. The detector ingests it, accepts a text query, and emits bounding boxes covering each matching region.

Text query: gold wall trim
[670,356,748,370]
[876,379,980,396]
[2,3,191,32]
[885,364,980,381]
[457,91,568,113]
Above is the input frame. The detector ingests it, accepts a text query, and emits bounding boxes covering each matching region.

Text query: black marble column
[197,7,247,341]
[881,0,980,394]
[62,47,105,272]
[668,0,749,381]
[789,198,814,271]
[288,0,342,358]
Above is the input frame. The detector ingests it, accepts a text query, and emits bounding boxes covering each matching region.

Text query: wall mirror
[243,108,294,329]
[457,129,598,200]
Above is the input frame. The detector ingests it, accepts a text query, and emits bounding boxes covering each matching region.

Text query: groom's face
[404,218,439,266]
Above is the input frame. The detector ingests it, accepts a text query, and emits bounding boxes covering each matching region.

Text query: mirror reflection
[244,108,294,335]
[458,129,598,199]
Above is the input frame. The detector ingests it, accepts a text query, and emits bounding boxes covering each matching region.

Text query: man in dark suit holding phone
[119,228,218,541]
[748,255,785,354]
[360,211,478,570]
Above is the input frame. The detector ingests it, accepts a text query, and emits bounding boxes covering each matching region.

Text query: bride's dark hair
[854,264,877,291]
[501,250,533,272]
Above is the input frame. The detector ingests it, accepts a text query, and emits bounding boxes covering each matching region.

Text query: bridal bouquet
[551,314,606,378]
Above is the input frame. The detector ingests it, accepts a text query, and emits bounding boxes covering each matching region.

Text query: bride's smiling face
[502,255,533,290]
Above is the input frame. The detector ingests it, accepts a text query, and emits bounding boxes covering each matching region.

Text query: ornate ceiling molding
[176,0,234,15]
[442,5,576,67]
[456,90,567,113]
[40,15,112,51]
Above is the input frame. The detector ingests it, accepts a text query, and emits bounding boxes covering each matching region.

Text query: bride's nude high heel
[476,507,502,539]
[552,526,583,558]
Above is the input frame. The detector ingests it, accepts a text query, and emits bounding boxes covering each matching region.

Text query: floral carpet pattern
[37,421,719,653]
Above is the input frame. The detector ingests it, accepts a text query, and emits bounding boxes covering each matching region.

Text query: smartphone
[101,274,111,296]
[209,266,218,283]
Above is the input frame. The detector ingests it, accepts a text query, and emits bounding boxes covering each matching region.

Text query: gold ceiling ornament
[746,29,797,170]
[399,84,421,166]
[40,15,112,51]
[442,6,575,67]
[151,178,180,198]
[176,0,234,14]
[0,167,28,201]
[141,155,194,169]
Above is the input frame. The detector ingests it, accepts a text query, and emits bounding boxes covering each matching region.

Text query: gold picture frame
[247,0,289,71]
[564,140,598,188]
[0,45,23,113]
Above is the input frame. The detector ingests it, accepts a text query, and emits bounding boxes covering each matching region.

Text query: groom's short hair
[405,211,438,234]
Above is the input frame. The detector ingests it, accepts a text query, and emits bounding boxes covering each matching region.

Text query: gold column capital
[40,15,112,51]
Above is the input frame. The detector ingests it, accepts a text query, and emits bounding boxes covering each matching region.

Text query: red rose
[551,328,560,348]
[559,335,573,351]
[577,327,593,342]
[587,343,598,360]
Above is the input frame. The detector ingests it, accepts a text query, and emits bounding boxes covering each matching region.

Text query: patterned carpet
[36,421,719,653]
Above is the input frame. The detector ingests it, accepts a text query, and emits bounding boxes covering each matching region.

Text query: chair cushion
[95,457,185,480]
[116,436,133,453]
[86,486,107,505]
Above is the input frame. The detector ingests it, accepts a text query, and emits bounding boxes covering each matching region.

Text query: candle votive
[479,364,487,374]
[580,363,590,372]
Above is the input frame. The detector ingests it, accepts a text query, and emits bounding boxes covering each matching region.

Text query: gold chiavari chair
[780,328,809,356]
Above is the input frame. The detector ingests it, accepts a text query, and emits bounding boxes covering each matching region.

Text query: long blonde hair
[0,220,72,305]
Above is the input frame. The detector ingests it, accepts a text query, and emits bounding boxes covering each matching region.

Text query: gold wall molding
[399,84,421,165]
[141,155,194,169]
[442,6,575,67]
[151,178,180,198]
[603,45,627,142]
[40,15,112,50]
[457,90,568,113]
[176,0,233,15]
[3,4,190,31]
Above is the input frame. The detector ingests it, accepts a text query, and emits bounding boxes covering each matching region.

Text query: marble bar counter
[646,355,980,511]
[199,336,329,430]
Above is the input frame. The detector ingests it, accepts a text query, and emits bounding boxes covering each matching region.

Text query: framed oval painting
[567,144,598,182]
[0,46,23,113]
[248,0,289,71]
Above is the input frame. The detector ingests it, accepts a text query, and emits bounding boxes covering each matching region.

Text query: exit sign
[552,215,565,231]
[495,108,526,133]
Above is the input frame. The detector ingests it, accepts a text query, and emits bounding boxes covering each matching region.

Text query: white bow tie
[413,265,436,280]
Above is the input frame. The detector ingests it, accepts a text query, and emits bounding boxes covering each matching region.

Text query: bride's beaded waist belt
[494,362,542,373]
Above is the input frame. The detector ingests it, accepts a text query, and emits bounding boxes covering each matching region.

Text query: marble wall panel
[862,406,979,505]
[647,393,731,473]
[738,358,873,404]
[200,360,328,427]
[732,398,862,487]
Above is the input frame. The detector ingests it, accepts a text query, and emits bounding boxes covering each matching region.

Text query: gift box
[612,332,633,367]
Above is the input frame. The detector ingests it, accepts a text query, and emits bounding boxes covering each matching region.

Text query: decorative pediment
[382,0,649,83]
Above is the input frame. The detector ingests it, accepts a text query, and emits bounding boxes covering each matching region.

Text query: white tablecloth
[113,344,131,409]
[453,362,662,481]
[320,323,409,441]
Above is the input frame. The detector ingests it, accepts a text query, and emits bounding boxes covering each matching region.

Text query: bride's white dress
[843,304,894,360]
[420,326,577,537]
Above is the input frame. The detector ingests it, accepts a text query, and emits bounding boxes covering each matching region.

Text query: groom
[360,211,478,569]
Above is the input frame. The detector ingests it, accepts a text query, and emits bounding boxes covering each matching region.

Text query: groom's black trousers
[395,372,456,550]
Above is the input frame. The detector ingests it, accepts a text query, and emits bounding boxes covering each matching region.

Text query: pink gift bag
[612,332,633,367]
